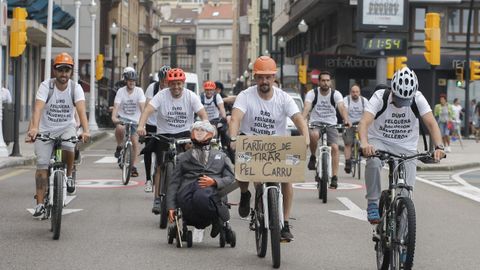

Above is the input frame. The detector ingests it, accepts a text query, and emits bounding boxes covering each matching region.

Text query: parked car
[286,91,304,136]
[185,72,200,96]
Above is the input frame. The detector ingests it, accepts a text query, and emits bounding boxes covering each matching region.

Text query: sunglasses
[56,67,72,73]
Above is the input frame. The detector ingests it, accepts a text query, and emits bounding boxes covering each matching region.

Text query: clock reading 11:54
[363,38,405,50]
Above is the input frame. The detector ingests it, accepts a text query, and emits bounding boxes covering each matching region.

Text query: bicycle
[349,124,362,180]
[36,134,79,240]
[249,182,284,268]
[372,150,435,270]
[117,120,135,185]
[310,122,344,203]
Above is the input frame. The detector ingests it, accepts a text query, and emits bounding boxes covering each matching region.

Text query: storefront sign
[357,0,408,32]
[309,55,377,70]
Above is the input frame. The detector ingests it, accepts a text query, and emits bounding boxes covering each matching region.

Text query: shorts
[35,127,77,170]
[342,126,356,145]
[310,122,339,145]
[118,116,138,135]
[153,131,191,164]
[438,122,451,136]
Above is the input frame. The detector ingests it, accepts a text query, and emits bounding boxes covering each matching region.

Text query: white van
[184,72,200,96]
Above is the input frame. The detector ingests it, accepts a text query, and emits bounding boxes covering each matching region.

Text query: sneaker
[67,176,76,194]
[445,146,451,153]
[238,190,251,218]
[131,166,139,177]
[308,155,316,170]
[281,222,294,242]
[210,219,221,238]
[152,198,161,215]
[114,146,122,158]
[329,175,338,189]
[367,203,380,224]
[33,204,45,217]
[344,159,352,174]
[144,180,153,193]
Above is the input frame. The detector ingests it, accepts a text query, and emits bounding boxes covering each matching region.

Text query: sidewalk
[0,129,109,170]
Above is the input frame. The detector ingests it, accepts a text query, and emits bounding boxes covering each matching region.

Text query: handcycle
[36,134,80,240]
[349,124,362,180]
[372,150,436,270]
[310,122,344,203]
[117,120,135,185]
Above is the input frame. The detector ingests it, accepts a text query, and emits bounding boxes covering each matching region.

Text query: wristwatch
[230,136,237,142]
[435,144,445,151]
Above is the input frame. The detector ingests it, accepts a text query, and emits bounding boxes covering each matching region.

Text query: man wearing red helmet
[137,68,208,215]
[229,56,309,242]
[26,52,90,217]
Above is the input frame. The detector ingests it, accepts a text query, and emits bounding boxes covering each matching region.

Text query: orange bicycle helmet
[167,68,186,82]
[203,81,216,90]
[54,52,74,68]
[253,56,277,75]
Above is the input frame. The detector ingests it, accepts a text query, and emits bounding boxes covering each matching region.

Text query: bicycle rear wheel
[392,197,416,270]
[150,152,157,185]
[376,191,390,270]
[268,188,281,269]
[255,187,268,258]
[159,162,173,229]
[122,143,132,185]
[356,143,362,180]
[51,171,64,240]
[320,152,328,203]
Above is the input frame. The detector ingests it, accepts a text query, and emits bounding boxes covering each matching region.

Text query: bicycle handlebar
[372,150,436,163]
[35,134,80,144]
[309,123,345,129]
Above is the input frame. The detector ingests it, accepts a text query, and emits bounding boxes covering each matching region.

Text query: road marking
[193,229,204,243]
[77,179,141,188]
[293,182,363,190]
[94,156,145,164]
[26,208,83,216]
[0,169,29,181]
[329,197,367,222]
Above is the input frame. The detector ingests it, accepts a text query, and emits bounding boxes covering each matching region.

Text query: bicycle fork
[316,145,332,179]
[261,185,284,230]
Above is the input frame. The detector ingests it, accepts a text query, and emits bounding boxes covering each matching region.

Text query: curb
[0,131,109,170]
[417,162,480,171]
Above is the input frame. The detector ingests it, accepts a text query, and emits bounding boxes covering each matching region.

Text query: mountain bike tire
[376,191,390,270]
[122,143,133,185]
[159,162,173,229]
[321,152,329,204]
[393,197,416,270]
[268,188,281,269]
[51,171,64,240]
[255,187,268,258]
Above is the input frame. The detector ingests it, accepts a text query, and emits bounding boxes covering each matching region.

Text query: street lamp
[278,36,286,88]
[264,50,269,56]
[108,22,118,106]
[125,43,131,66]
[248,61,253,81]
[243,70,249,87]
[73,0,81,83]
[88,0,98,130]
[298,19,308,98]
[132,55,138,70]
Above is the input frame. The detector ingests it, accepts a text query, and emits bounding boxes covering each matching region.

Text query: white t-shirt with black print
[305,88,344,125]
[114,86,146,123]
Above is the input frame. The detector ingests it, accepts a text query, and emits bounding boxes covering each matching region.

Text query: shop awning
[8,0,75,30]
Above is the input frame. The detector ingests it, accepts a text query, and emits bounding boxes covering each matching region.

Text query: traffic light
[470,61,480,81]
[96,54,104,81]
[455,67,464,87]
[424,13,441,66]
[395,56,408,71]
[298,65,307,84]
[10,7,28,57]
[387,57,394,79]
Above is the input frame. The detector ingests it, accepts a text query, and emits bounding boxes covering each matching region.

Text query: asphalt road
[1,133,479,270]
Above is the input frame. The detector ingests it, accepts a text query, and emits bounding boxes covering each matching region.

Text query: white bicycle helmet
[123,67,137,81]
[391,67,418,99]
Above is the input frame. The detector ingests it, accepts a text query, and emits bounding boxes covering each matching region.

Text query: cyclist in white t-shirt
[342,84,368,173]
[229,56,309,242]
[112,67,146,177]
[302,71,350,189]
[137,68,208,215]
[358,67,445,224]
[26,52,91,217]
[142,65,171,192]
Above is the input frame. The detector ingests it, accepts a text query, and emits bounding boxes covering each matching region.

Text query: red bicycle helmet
[203,81,216,90]
[167,68,186,82]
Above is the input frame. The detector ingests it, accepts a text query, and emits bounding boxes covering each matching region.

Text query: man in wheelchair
[167,121,235,241]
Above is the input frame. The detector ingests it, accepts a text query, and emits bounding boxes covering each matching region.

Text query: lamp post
[132,55,138,70]
[248,61,253,82]
[88,0,98,131]
[125,43,131,66]
[278,37,286,88]
[109,22,118,107]
[73,0,81,83]
[243,70,249,87]
[298,19,308,98]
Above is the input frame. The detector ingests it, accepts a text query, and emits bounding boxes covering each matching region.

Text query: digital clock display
[357,33,408,56]
[362,37,405,51]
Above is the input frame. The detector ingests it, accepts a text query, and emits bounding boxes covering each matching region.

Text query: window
[218,29,225,39]
[202,50,210,61]
[447,8,479,43]
[203,29,210,39]
[203,70,210,81]
[412,8,426,41]
[162,37,169,47]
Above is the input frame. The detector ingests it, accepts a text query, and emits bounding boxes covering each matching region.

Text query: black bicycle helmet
[158,65,171,81]
[123,67,137,81]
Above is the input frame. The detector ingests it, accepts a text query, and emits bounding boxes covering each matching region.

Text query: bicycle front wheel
[51,171,64,240]
[376,191,390,270]
[255,187,268,258]
[122,143,133,185]
[392,197,416,270]
[320,152,329,203]
[159,162,173,229]
[268,188,281,269]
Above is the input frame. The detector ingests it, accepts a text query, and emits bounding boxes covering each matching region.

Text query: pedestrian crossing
[417,174,461,187]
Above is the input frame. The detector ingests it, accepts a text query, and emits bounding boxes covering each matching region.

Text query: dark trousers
[143,124,157,181]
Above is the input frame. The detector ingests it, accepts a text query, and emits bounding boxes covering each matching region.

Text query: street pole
[11,58,21,156]
[376,56,387,85]
[0,0,8,157]
[464,0,474,137]
[429,64,437,151]
[45,0,54,80]
[74,0,81,83]
[108,22,117,107]
[89,0,98,131]
[280,47,284,87]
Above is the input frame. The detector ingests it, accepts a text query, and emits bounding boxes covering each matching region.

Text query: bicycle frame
[49,141,67,207]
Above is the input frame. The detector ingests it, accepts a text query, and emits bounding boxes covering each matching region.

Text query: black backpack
[311,87,337,111]
[200,93,219,108]
[153,81,161,96]
[374,87,427,151]
[45,78,76,106]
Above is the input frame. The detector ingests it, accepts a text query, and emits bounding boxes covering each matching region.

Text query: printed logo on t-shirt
[316,100,335,117]
[47,98,72,123]
[379,112,413,140]
[122,99,138,115]
[251,109,276,135]
[167,106,188,128]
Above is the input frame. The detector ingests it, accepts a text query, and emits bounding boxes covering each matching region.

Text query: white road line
[417,173,480,203]
[329,197,367,222]
[94,156,144,164]
[0,169,29,181]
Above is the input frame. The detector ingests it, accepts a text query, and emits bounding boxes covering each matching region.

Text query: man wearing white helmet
[358,67,446,224]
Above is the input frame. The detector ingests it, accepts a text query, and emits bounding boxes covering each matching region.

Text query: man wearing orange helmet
[229,56,309,242]
[26,52,90,217]
[137,68,208,215]
[201,80,227,122]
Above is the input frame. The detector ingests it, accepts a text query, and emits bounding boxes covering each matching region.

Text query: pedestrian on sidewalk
[1,85,12,104]
[451,98,463,143]
[434,94,454,152]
